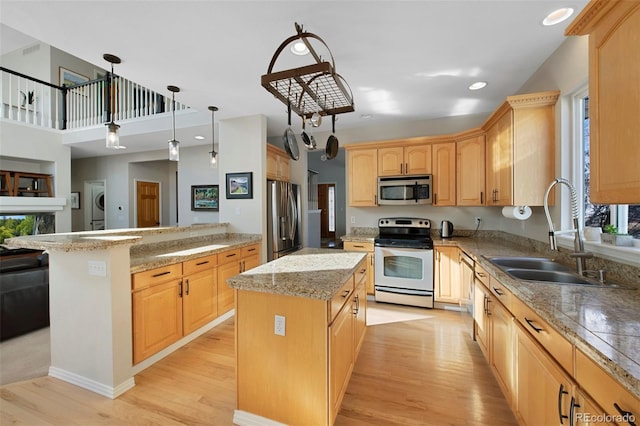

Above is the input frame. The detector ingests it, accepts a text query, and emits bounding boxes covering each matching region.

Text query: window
[0,214,55,244]
[578,94,640,238]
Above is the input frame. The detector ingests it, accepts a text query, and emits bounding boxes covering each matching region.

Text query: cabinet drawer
[489,276,512,311]
[183,254,217,275]
[354,259,367,286]
[575,349,640,422]
[132,263,182,291]
[344,241,373,252]
[329,277,354,324]
[512,296,573,374]
[218,248,241,265]
[475,263,490,288]
[241,244,260,258]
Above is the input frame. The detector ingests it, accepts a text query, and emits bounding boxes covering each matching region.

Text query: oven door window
[383,255,423,280]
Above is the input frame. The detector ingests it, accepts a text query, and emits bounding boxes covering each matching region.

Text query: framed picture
[70,192,80,209]
[59,67,89,87]
[226,172,253,199]
[191,185,219,211]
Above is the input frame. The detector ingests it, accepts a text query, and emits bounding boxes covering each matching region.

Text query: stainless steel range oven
[374,217,434,308]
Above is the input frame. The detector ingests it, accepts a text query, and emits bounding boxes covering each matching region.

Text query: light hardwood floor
[0,302,516,425]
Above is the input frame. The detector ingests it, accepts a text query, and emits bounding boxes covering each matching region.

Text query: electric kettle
[440,220,454,238]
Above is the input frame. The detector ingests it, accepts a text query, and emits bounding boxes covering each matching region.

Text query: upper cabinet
[483,91,559,207]
[432,142,456,206]
[456,131,486,206]
[566,0,640,204]
[347,148,378,206]
[266,144,290,182]
[378,144,432,176]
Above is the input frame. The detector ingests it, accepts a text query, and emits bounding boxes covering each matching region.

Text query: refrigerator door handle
[288,186,297,243]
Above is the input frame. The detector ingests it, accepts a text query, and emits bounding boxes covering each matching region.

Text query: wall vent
[22,44,40,56]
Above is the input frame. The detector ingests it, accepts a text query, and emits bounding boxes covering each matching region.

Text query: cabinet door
[278,154,290,182]
[491,300,514,404]
[486,109,513,206]
[217,260,241,315]
[183,268,217,335]
[456,135,486,206]
[132,278,183,364]
[573,389,615,426]
[353,280,367,356]
[378,147,404,176]
[434,246,461,303]
[432,142,456,206]
[405,145,432,175]
[348,149,378,206]
[473,281,490,359]
[266,148,279,180]
[329,300,354,422]
[515,323,574,426]
[366,252,375,295]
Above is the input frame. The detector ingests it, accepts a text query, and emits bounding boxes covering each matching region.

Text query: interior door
[137,180,160,227]
[318,183,336,239]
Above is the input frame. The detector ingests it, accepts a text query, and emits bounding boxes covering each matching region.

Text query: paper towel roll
[502,206,532,220]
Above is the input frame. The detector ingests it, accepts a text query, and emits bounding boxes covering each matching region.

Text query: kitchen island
[227,248,368,426]
[5,224,261,399]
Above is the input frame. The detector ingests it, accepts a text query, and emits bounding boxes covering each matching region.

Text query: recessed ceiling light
[360,114,373,120]
[543,7,574,26]
[194,135,205,140]
[290,41,309,56]
[468,81,488,91]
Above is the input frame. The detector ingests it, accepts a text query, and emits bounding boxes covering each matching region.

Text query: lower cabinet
[434,246,461,304]
[515,322,574,426]
[490,298,513,403]
[217,243,261,315]
[183,255,218,335]
[343,241,375,295]
[329,290,355,418]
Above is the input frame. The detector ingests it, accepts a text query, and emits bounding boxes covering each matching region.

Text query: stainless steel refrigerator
[267,180,302,261]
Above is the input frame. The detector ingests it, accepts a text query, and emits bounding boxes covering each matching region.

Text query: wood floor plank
[1,302,516,425]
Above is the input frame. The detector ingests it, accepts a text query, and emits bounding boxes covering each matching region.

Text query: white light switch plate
[88,260,107,277]
[274,315,286,336]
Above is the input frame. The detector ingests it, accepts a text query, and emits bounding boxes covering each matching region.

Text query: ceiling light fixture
[104,54,125,149]
[167,85,180,161]
[290,41,309,56]
[468,81,488,91]
[208,106,219,168]
[194,135,205,140]
[542,7,574,26]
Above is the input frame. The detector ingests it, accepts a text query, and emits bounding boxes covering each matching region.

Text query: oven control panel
[378,217,431,229]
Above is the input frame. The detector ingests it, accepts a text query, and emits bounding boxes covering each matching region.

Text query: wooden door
[457,135,486,206]
[348,148,378,206]
[137,180,160,227]
[318,183,336,239]
[491,300,514,404]
[473,282,490,359]
[434,246,460,303]
[377,147,404,176]
[329,300,354,422]
[404,145,432,175]
[486,110,513,206]
[432,142,456,206]
[182,268,217,335]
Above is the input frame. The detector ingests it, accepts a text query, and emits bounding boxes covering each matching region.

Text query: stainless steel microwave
[378,175,432,205]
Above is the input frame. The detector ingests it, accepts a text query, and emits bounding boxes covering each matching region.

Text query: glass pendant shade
[169,139,179,161]
[208,106,219,168]
[106,121,121,149]
[209,151,217,168]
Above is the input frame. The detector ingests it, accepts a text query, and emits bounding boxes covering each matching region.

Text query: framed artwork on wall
[191,185,219,211]
[59,67,89,87]
[226,172,253,199]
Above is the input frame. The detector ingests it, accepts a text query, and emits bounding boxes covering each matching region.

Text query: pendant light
[104,54,125,149]
[208,106,218,168]
[167,85,180,161]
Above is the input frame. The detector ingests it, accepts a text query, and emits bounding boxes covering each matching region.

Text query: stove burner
[375,217,433,249]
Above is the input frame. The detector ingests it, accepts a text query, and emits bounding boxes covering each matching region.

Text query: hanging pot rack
[261,22,355,120]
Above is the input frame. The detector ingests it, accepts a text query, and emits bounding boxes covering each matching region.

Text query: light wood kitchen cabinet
[353,277,367,355]
[182,255,218,335]
[343,241,375,295]
[432,142,456,206]
[266,144,290,182]
[434,246,461,304]
[217,243,261,315]
[573,389,615,426]
[473,280,490,359]
[132,278,183,364]
[329,283,355,419]
[490,294,514,404]
[347,148,378,206]
[456,132,486,206]
[566,0,640,204]
[483,91,559,206]
[378,144,432,176]
[514,321,575,426]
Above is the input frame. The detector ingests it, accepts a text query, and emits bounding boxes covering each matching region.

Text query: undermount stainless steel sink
[487,256,572,272]
[503,269,595,285]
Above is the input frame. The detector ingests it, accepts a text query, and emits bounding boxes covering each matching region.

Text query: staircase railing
[1,67,188,131]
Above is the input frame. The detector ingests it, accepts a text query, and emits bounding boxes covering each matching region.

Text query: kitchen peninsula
[5,224,261,399]
[227,248,368,426]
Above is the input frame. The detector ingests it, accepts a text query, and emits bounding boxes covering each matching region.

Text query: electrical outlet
[88,260,107,277]
[351,216,356,224]
[475,217,482,225]
[274,315,286,336]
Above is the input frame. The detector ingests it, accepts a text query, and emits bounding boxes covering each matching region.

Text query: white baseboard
[48,366,135,399]
[233,410,287,426]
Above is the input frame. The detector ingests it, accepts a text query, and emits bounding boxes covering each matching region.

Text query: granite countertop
[130,233,261,273]
[4,223,228,252]
[440,237,640,399]
[227,248,367,300]
[341,227,378,244]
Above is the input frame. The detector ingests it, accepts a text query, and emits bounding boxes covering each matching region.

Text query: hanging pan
[325,114,339,160]
[301,118,316,150]
[283,101,299,161]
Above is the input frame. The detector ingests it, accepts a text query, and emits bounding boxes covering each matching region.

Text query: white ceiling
[0,0,588,159]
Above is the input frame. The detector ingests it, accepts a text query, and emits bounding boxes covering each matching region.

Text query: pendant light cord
[171,91,176,141]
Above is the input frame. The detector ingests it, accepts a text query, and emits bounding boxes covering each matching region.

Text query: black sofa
[0,251,49,341]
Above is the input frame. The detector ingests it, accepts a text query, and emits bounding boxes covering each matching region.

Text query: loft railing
[0,67,188,131]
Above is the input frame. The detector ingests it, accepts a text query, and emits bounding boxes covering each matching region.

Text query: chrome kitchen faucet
[543,178,592,276]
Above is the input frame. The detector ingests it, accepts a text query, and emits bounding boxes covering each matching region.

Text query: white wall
[177,144,220,225]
